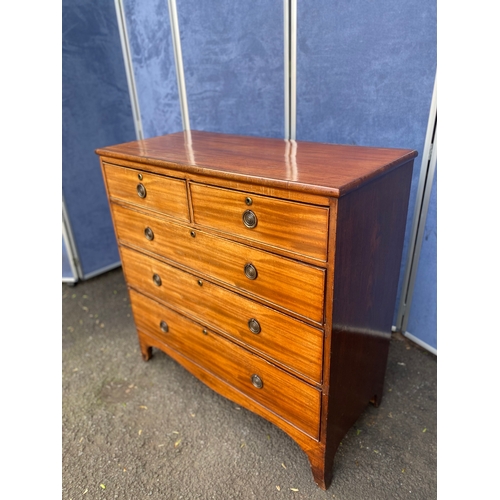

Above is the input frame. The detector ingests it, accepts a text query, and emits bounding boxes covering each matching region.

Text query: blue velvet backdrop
[176,0,284,138]
[62,0,436,349]
[407,169,437,349]
[123,0,182,138]
[296,0,437,335]
[62,0,136,277]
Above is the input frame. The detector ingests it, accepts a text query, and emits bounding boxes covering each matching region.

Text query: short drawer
[128,289,322,439]
[103,163,189,221]
[112,203,325,323]
[121,246,323,384]
[190,183,329,262]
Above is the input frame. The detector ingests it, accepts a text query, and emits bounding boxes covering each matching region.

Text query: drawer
[128,289,322,439]
[103,163,189,221]
[190,183,329,262]
[120,246,323,383]
[112,203,325,323]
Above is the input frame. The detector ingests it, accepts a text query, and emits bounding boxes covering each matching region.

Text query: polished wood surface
[97,131,416,490]
[332,161,413,334]
[136,327,324,458]
[96,130,417,197]
[190,182,330,262]
[120,246,324,384]
[316,160,414,488]
[111,202,326,323]
[103,162,190,221]
[101,155,331,206]
[129,289,322,439]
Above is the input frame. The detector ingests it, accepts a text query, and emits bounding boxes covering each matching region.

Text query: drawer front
[112,203,325,323]
[103,163,189,221]
[191,183,329,261]
[128,289,321,439]
[121,246,323,383]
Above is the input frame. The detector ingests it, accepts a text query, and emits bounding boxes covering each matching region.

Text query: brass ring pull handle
[251,374,263,389]
[248,318,261,334]
[244,263,258,280]
[242,210,257,229]
[137,183,147,198]
[144,227,154,241]
[153,274,162,286]
[159,320,169,333]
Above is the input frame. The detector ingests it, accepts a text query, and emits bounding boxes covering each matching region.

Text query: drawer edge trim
[118,240,325,327]
[129,284,323,386]
[137,328,321,442]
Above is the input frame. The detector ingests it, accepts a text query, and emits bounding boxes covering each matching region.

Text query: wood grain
[103,162,190,221]
[120,245,324,384]
[129,289,322,439]
[96,130,417,198]
[100,154,330,206]
[317,160,415,489]
[136,327,326,455]
[111,203,326,323]
[97,131,417,490]
[190,182,329,262]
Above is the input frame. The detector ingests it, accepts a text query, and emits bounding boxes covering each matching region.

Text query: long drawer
[120,246,323,384]
[103,162,190,222]
[128,289,322,439]
[190,183,329,262]
[112,203,325,323]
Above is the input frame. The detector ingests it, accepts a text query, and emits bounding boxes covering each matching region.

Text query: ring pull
[248,318,261,334]
[242,210,257,229]
[244,263,257,280]
[251,374,263,389]
[137,183,147,198]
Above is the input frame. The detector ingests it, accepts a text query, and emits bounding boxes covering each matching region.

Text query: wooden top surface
[96,131,417,197]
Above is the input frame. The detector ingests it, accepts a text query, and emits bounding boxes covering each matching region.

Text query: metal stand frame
[395,75,437,354]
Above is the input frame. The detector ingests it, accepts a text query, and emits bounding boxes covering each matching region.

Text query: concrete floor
[62,267,437,500]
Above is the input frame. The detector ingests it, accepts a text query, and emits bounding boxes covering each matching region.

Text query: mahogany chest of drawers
[96,131,416,489]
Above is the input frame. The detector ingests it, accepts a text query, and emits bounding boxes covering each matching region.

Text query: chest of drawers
[96,131,416,489]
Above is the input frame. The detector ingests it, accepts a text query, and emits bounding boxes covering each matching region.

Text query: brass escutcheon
[137,183,147,198]
[248,318,261,334]
[251,374,263,389]
[244,263,257,280]
[242,209,257,229]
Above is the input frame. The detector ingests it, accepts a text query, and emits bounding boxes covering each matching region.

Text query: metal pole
[168,0,190,131]
[62,196,83,281]
[284,0,297,140]
[395,74,437,353]
[289,0,297,141]
[114,0,144,140]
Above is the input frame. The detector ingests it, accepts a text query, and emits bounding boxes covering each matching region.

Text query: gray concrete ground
[62,267,436,500]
